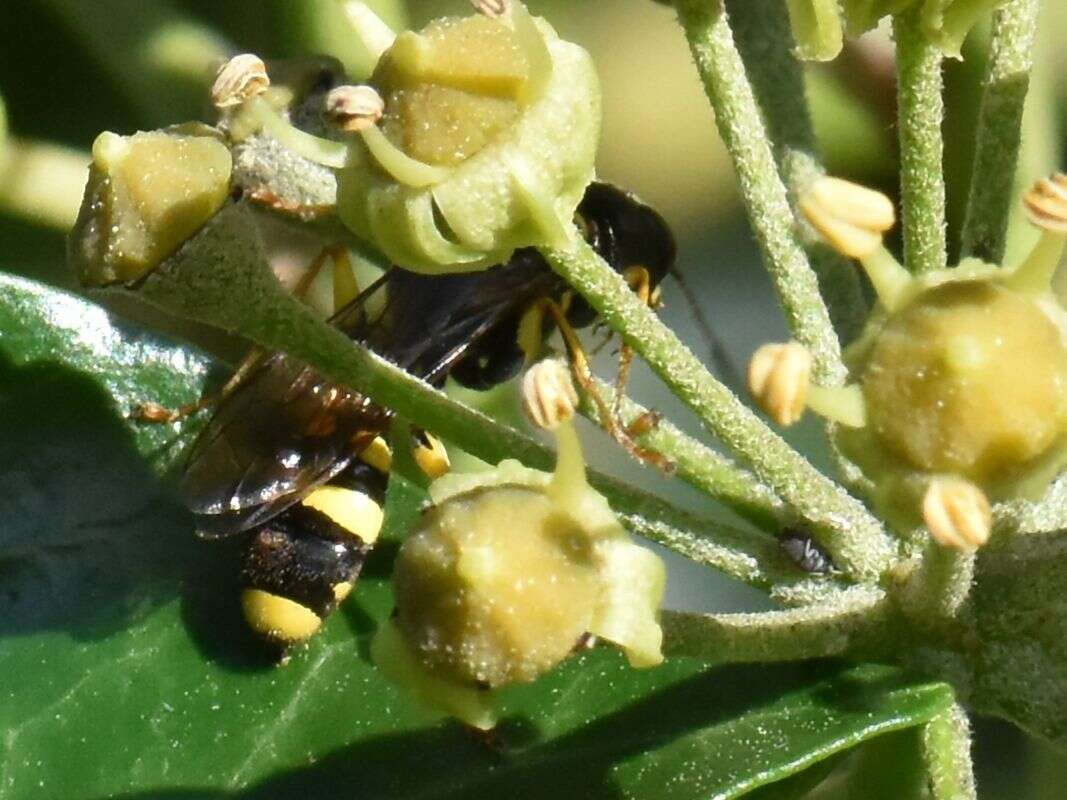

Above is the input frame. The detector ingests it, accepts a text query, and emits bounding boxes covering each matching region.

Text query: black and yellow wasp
[175,182,676,652]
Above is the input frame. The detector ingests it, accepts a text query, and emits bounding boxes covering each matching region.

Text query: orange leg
[534,297,673,472]
[133,244,357,424]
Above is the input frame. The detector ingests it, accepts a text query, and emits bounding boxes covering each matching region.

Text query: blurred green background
[2,0,1066,795]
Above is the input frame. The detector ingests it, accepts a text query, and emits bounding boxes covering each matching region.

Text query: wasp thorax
[858,280,1067,488]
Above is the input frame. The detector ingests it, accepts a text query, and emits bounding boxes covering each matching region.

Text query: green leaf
[0,272,954,798]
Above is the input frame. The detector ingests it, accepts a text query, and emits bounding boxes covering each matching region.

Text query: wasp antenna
[668,266,742,387]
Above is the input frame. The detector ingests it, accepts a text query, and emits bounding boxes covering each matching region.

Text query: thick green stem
[35,0,228,125]
[674,0,845,385]
[895,8,948,274]
[727,0,867,343]
[662,586,888,662]
[583,375,784,533]
[898,544,976,629]
[960,0,1040,264]
[543,238,896,582]
[922,703,978,799]
[619,511,813,591]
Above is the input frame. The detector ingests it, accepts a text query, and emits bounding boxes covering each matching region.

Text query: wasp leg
[132,244,359,424]
[246,187,335,221]
[131,348,265,423]
[411,428,451,481]
[533,297,673,472]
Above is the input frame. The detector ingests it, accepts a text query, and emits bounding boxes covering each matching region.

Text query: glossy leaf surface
[0,273,953,798]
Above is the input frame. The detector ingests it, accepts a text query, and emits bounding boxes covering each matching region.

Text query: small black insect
[778,527,836,574]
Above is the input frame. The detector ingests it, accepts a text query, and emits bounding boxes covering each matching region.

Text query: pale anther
[325,85,385,133]
[922,478,991,552]
[212,54,269,109]
[748,342,811,427]
[1023,173,1067,233]
[471,0,508,18]
[800,176,896,258]
[522,359,579,430]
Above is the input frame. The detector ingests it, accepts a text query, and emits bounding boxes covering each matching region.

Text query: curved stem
[898,543,976,627]
[673,0,845,385]
[583,375,784,533]
[542,238,897,582]
[894,8,948,274]
[922,703,978,799]
[727,0,867,343]
[960,0,1041,264]
[661,585,889,662]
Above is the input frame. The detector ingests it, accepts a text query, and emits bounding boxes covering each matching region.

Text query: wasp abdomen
[240,465,387,646]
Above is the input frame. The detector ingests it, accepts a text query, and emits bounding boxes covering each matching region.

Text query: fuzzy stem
[673,0,845,385]
[0,139,87,230]
[899,544,976,627]
[542,238,896,582]
[960,0,1040,264]
[36,0,228,125]
[582,375,784,533]
[922,703,978,799]
[618,511,812,591]
[661,586,888,662]
[726,0,867,343]
[894,8,948,274]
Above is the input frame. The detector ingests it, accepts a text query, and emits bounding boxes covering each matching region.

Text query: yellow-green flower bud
[372,423,664,729]
[70,124,232,286]
[785,0,844,62]
[336,1,600,273]
[843,0,1006,59]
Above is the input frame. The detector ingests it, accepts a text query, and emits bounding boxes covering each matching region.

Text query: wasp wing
[182,253,561,538]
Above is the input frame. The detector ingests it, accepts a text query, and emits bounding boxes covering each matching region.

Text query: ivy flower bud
[372,419,664,729]
[785,0,844,62]
[522,358,578,430]
[324,85,385,133]
[749,342,811,427]
[922,478,991,551]
[335,1,600,273]
[211,54,270,109]
[842,1,1007,59]
[70,124,233,286]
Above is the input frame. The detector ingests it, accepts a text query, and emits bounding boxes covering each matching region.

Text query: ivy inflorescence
[64,0,1066,787]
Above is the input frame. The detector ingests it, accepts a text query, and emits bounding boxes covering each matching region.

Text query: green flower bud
[70,124,232,286]
[372,423,664,729]
[791,1,1007,62]
[335,2,600,273]
[785,0,844,62]
[844,0,1006,59]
